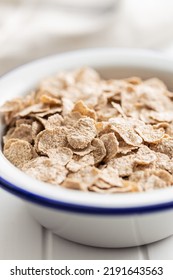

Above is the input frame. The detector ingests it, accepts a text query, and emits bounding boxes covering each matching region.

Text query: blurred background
[1,0,173,75]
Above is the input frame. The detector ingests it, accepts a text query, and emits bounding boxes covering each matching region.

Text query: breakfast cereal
[1,67,173,193]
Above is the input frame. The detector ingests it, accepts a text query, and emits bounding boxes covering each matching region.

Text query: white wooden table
[1,0,173,261]
[1,188,173,260]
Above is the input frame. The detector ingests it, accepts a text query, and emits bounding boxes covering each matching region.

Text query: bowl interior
[0,49,173,209]
[99,66,173,90]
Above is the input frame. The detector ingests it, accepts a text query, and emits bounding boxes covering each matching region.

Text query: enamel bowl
[1,49,173,248]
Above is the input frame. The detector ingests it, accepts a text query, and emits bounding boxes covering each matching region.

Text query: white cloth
[1,0,173,75]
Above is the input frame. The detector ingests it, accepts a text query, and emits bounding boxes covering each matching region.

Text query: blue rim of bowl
[0,176,173,215]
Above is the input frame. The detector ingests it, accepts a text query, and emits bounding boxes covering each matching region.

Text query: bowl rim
[1,175,173,215]
[1,47,173,214]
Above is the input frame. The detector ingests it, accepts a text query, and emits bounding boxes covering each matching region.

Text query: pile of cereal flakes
[1,67,173,193]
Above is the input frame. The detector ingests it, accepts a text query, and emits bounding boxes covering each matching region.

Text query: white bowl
[1,49,173,248]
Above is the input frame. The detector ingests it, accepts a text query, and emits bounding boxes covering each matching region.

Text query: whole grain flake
[1,67,173,193]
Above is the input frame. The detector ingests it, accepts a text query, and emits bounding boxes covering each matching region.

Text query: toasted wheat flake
[75,67,100,83]
[109,118,143,146]
[155,152,172,173]
[3,138,19,149]
[139,109,155,124]
[5,124,33,143]
[4,139,34,167]
[142,174,167,191]
[153,169,172,185]
[66,154,94,172]
[100,132,119,161]
[66,159,81,173]
[79,90,101,108]
[144,78,167,89]
[67,117,97,149]
[0,99,22,113]
[111,102,126,118]
[126,76,142,85]
[122,180,141,192]
[98,123,113,136]
[67,166,100,190]
[72,100,96,120]
[62,97,74,116]
[36,89,60,101]
[31,121,43,140]
[0,93,34,123]
[137,84,173,111]
[91,138,106,164]
[134,146,157,165]
[166,122,173,137]
[47,147,73,165]
[35,107,62,118]
[147,175,168,190]
[40,94,61,105]
[130,168,172,191]
[95,122,104,134]
[109,154,135,177]
[22,157,68,185]
[150,137,173,158]
[95,94,107,111]
[165,90,173,99]
[153,122,169,129]
[121,91,138,117]
[89,181,138,193]
[60,86,82,103]
[16,104,48,117]
[118,141,138,155]
[16,118,33,127]
[0,92,34,125]
[135,124,165,143]
[61,178,83,190]
[3,127,15,143]
[35,127,67,155]
[99,166,123,187]
[39,76,65,92]
[94,179,112,189]
[45,113,63,130]
[69,143,95,156]
[63,111,82,128]
[32,116,47,128]
[97,106,118,121]
[3,113,17,126]
[150,111,173,123]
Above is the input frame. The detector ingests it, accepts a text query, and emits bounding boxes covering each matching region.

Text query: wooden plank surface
[1,188,173,260]
[0,189,42,260]
[147,235,173,260]
[52,233,146,260]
